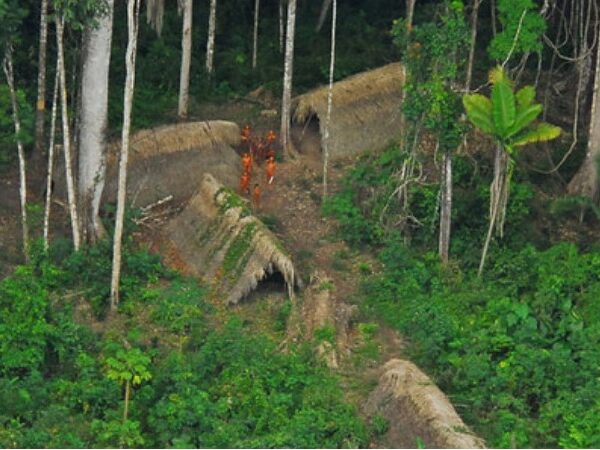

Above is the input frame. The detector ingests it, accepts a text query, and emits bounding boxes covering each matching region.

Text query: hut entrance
[244,269,288,303]
[291,114,323,157]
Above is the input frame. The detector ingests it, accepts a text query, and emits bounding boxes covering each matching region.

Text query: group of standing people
[239,125,277,210]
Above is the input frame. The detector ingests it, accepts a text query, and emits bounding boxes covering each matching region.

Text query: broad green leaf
[463,94,494,134]
[513,122,561,147]
[515,85,535,108]
[506,103,542,138]
[491,80,516,138]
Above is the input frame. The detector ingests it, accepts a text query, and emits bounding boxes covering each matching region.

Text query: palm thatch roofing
[292,62,405,158]
[364,359,485,449]
[164,173,299,305]
[102,121,241,207]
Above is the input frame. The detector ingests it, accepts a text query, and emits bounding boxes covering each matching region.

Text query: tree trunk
[3,47,29,262]
[178,0,192,118]
[110,0,141,310]
[123,379,130,423]
[279,0,284,53]
[205,0,217,76]
[252,0,260,69]
[43,64,60,252]
[567,11,600,202]
[479,145,507,276]
[322,0,337,199]
[56,16,81,252]
[465,0,481,91]
[439,151,452,264]
[281,0,298,159]
[315,0,332,33]
[406,0,416,29]
[34,0,49,157]
[146,0,165,36]
[78,0,114,244]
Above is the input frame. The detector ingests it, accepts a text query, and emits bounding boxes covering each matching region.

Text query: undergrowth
[0,227,368,448]
[324,145,600,448]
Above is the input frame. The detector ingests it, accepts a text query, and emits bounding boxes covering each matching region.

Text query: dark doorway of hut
[242,269,288,304]
[291,115,323,157]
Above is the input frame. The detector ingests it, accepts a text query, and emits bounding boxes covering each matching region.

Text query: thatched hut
[291,63,405,158]
[51,120,241,208]
[164,173,299,305]
[364,359,485,448]
[102,121,241,207]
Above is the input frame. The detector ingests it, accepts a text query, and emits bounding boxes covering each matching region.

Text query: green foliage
[103,344,152,388]
[463,67,561,153]
[370,415,389,437]
[0,84,34,168]
[0,266,50,375]
[488,0,546,63]
[393,1,469,152]
[0,237,367,448]
[360,239,600,448]
[146,319,367,448]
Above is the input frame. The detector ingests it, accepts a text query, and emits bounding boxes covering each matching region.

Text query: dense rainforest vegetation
[2,0,600,448]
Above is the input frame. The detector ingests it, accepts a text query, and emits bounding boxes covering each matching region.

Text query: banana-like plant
[463,66,561,276]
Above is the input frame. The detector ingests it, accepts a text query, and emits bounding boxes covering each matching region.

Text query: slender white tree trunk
[406,0,416,29]
[56,16,81,251]
[110,0,141,310]
[281,0,298,159]
[322,0,337,199]
[3,47,29,262]
[205,0,217,76]
[439,151,452,263]
[315,0,333,32]
[35,0,49,156]
[43,63,60,252]
[79,0,114,244]
[252,0,260,70]
[178,0,192,118]
[279,0,285,53]
[465,0,481,91]
[568,29,600,202]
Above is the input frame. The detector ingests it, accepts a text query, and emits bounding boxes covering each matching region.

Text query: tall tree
[463,67,560,275]
[322,0,337,199]
[3,46,29,261]
[465,0,481,91]
[568,33,600,202]
[178,0,192,118]
[43,65,60,252]
[56,15,81,251]
[78,0,115,244]
[252,0,260,70]
[205,0,217,76]
[279,0,284,53]
[110,0,141,310]
[146,0,165,36]
[280,0,298,159]
[315,0,332,32]
[34,0,49,157]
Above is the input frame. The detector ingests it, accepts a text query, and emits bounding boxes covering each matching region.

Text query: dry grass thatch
[292,63,405,158]
[102,121,241,207]
[363,358,486,449]
[106,120,240,166]
[165,173,298,305]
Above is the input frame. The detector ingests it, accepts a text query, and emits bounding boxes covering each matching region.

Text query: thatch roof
[164,173,298,305]
[363,359,485,449]
[102,121,241,207]
[292,63,405,158]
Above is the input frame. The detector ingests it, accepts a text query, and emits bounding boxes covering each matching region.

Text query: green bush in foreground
[0,241,367,448]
